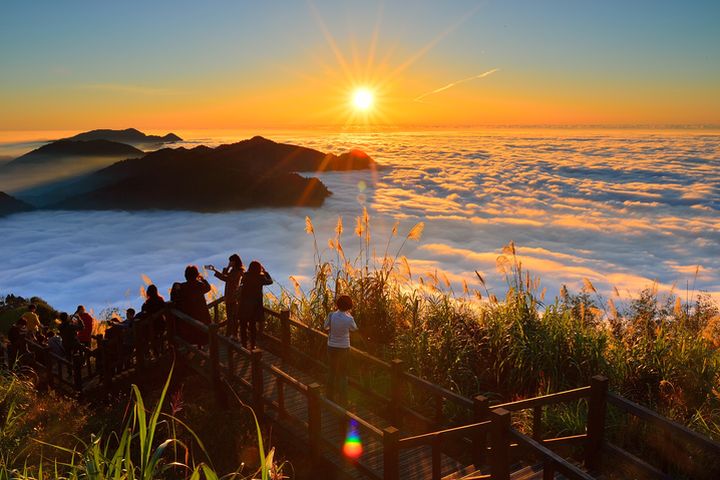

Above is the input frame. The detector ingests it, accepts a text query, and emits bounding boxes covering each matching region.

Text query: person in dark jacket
[7,318,29,367]
[58,312,81,359]
[141,284,166,355]
[171,265,212,346]
[238,261,272,349]
[208,254,244,339]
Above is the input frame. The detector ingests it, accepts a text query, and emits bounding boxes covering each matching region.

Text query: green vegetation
[0,367,282,479]
[273,211,720,441]
[0,295,58,334]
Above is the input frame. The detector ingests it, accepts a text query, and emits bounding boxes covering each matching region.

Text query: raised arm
[214,269,229,282]
[261,272,273,286]
[199,278,212,294]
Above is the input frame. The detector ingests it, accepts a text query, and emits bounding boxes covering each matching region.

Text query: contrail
[413,68,499,102]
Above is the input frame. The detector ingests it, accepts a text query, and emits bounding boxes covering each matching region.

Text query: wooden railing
[261,307,478,431]
[4,291,720,480]
[605,391,720,479]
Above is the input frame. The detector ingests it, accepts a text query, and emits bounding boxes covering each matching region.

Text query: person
[104,314,130,373]
[171,265,212,346]
[7,318,29,367]
[123,308,136,349]
[238,261,272,350]
[207,254,244,339]
[21,304,41,339]
[58,312,81,359]
[46,330,65,358]
[323,295,357,406]
[72,305,95,350]
[141,284,166,355]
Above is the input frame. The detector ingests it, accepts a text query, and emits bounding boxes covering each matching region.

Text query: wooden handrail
[607,392,720,455]
[401,371,474,410]
[267,364,309,394]
[493,386,591,412]
[20,285,719,480]
[510,430,595,480]
[603,442,670,480]
[319,396,385,437]
[168,307,211,332]
[398,420,491,448]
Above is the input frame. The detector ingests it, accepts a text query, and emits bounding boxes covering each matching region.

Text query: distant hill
[0,192,34,216]
[65,128,182,145]
[0,140,144,203]
[8,140,143,166]
[52,136,375,212]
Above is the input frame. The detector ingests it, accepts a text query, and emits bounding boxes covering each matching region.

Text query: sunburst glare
[352,88,374,111]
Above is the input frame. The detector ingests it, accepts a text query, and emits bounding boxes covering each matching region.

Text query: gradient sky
[1,0,719,130]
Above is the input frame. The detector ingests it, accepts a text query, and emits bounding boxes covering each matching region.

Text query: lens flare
[343,419,363,459]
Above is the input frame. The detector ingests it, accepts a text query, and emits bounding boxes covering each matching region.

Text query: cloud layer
[0,130,718,314]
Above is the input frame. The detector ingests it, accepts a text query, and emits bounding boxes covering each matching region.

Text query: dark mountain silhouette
[51,136,375,212]
[8,140,142,166]
[65,128,182,145]
[0,192,34,216]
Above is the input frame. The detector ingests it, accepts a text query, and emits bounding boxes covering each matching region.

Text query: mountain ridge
[49,135,375,212]
[65,128,182,145]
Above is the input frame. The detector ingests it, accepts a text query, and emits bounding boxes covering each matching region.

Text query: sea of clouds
[0,129,718,315]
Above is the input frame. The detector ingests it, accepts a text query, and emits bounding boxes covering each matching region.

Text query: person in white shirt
[323,295,358,405]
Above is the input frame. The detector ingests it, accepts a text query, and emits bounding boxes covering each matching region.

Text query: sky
[1,0,719,130]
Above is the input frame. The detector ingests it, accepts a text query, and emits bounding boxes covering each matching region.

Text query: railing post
[280,310,291,361]
[383,426,400,480]
[43,346,54,389]
[72,353,83,394]
[533,405,543,441]
[431,434,442,480]
[132,320,145,371]
[543,460,555,480]
[208,323,225,405]
[100,339,112,391]
[586,375,608,473]
[489,408,511,480]
[250,348,264,417]
[167,311,178,352]
[213,304,219,323]
[307,383,322,464]
[389,359,404,426]
[473,395,489,468]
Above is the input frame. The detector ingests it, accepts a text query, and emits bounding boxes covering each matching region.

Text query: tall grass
[0,366,282,480]
[269,211,720,441]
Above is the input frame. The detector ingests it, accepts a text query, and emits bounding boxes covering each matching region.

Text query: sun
[352,88,374,111]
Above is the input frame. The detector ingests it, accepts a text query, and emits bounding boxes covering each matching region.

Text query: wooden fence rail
[3,292,720,480]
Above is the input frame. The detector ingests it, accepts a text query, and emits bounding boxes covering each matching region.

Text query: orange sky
[1,1,719,130]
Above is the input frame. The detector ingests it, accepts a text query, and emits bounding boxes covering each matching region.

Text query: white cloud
[1,130,719,312]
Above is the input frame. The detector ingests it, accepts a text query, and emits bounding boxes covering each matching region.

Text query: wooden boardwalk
[5,294,720,480]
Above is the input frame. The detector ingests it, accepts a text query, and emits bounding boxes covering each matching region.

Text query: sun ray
[378,3,484,90]
[308,0,354,84]
[365,2,384,76]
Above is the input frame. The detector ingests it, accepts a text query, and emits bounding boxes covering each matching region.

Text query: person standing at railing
[21,303,41,340]
[58,312,81,360]
[207,254,244,340]
[238,261,272,350]
[171,265,212,346]
[7,317,29,367]
[140,284,167,356]
[46,330,65,358]
[324,295,357,406]
[72,305,95,350]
